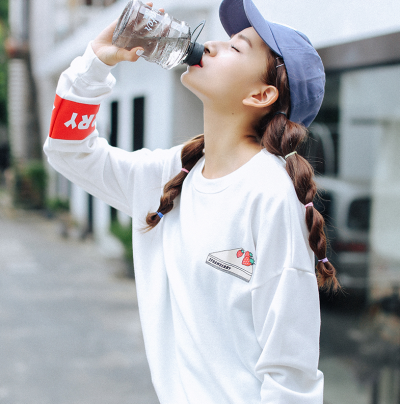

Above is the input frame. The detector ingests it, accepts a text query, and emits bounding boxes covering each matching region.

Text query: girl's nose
[203,41,218,57]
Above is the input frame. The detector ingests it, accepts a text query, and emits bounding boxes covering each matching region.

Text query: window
[110,101,119,221]
[133,97,145,151]
[298,73,340,176]
[348,198,371,231]
[109,101,119,147]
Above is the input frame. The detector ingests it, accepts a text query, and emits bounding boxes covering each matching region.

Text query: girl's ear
[242,85,279,109]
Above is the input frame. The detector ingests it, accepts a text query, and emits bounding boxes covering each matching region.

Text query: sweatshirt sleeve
[251,189,324,403]
[43,42,182,217]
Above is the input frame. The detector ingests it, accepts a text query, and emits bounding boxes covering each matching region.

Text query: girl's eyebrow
[230,33,253,48]
[237,34,253,48]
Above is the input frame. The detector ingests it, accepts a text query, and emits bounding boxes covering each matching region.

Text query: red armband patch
[49,95,101,140]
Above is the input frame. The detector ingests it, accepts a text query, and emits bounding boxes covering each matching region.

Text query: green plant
[110,219,134,277]
[46,197,70,213]
[13,160,47,209]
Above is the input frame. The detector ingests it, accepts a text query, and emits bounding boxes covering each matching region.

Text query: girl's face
[181,27,270,108]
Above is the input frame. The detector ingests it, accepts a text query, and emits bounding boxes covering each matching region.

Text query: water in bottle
[112,0,205,69]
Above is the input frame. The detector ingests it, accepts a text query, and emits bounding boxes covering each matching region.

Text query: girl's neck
[201,106,262,180]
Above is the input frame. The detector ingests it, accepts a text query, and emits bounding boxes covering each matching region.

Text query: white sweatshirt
[44,43,324,404]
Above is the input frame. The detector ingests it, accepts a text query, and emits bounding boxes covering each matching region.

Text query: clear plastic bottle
[112,0,205,70]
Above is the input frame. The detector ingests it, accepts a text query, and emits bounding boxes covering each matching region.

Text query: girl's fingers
[104,19,119,40]
[115,47,144,63]
[107,18,119,30]
[145,2,164,13]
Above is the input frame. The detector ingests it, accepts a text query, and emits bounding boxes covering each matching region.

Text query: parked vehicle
[299,123,371,297]
[313,176,371,294]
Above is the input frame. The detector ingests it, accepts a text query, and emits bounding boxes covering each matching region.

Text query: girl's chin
[181,72,210,101]
[181,71,198,89]
[182,65,204,80]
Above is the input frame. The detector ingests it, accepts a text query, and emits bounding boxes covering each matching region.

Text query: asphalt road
[0,202,159,404]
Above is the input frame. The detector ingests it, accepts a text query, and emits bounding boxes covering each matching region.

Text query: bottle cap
[182,20,206,66]
[183,42,205,66]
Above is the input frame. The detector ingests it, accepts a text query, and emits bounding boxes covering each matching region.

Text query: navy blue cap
[219,0,325,127]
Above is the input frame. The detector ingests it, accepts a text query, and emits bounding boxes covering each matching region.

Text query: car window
[347,198,371,231]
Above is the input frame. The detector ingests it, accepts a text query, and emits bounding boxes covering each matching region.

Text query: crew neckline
[192,149,266,194]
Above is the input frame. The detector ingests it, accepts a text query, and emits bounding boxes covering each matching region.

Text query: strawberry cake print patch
[205,248,255,282]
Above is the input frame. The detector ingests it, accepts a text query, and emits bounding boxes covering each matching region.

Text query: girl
[44,0,340,402]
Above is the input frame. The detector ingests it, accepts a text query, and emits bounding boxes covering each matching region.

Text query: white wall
[338,65,400,181]
[113,58,173,150]
[369,120,400,295]
[134,0,400,47]
[370,121,400,260]
[8,0,25,41]
[172,66,204,146]
[252,0,400,48]
[31,0,400,246]
[34,0,400,79]
[8,59,29,161]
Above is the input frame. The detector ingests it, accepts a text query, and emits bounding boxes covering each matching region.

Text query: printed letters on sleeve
[49,95,100,140]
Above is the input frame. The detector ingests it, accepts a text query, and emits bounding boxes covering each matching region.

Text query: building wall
[24,0,400,248]
[253,0,400,48]
[8,59,29,161]
[31,0,217,242]
[338,66,397,182]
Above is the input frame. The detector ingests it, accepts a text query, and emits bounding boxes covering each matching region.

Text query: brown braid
[141,134,205,233]
[141,50,340,292]
[254,53,340,292]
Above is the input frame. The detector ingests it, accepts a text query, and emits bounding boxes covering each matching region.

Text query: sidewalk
[0,196,159,404]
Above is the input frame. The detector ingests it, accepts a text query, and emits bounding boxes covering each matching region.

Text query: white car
[313,175,371,293]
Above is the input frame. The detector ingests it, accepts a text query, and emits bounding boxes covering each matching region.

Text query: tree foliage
[0,0,8,21]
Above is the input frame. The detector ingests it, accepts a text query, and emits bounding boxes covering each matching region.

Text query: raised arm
[44,5,181,217]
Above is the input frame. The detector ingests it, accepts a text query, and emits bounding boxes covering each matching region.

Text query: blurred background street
[1,0,400,403]
[0,193,159,404]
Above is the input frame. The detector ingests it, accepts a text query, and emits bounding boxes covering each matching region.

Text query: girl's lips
[189,57,203,68]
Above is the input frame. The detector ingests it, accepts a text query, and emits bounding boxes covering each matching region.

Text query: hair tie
[305,202,314,208]
[318,257,329,263]
[157,212,164,219]
[275,57,284,68]
[274,111,287,118]
[284,151,297,160]
[181,168,189,174]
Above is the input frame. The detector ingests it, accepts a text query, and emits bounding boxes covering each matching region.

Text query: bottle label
[142,8,158,32]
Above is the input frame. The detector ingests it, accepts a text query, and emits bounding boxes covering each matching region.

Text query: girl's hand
[91,2,164,66]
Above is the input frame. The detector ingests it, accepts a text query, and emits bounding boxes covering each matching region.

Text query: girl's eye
[231,45,240,52]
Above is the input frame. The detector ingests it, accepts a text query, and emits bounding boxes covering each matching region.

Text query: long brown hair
[142,47,340,292]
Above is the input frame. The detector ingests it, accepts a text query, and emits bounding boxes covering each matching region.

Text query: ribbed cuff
[77,41,115,84]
